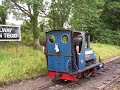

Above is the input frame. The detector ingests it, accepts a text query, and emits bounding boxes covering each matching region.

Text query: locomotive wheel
[83,68,96,78]
[91,68,96,77]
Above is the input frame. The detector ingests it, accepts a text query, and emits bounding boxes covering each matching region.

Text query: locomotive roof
[46,30,84,33]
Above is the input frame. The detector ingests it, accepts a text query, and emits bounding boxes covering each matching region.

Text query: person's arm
[76,46,79,54]
[75,39,80,54]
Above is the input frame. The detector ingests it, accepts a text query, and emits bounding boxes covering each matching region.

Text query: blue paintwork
[46,30,97,74]
[47,31,71,72]
[47,31,71,54]
[78,32,85,69]
[85,49,96,61]
[48,56,71,72]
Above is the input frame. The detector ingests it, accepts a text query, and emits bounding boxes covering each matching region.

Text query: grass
[0,45,46,84]
[0,43,120,84]
[91,43,120,60]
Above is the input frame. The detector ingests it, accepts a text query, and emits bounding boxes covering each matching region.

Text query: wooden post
[16,41,18,57]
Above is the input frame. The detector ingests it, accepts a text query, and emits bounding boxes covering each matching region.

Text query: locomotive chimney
[87,35,90,49]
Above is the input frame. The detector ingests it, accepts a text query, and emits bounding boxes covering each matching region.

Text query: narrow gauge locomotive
[45,30,103,81]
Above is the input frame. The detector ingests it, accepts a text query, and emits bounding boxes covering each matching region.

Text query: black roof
[46,29,84,33]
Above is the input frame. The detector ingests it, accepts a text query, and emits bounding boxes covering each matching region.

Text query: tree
[71,0,102,30]
[101,0,120,30]
[6,0,45,49]
[0,5,8,24]
[48,0,73,29]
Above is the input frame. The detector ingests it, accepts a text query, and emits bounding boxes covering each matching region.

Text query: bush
[21,32,34,46]
[88,28,120,46]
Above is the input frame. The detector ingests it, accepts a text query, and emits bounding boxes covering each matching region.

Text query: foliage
[0,45,46,84]
[21,32,33,46]
[0,43,120,84]
[4,0,46,48]
[21,21,46,46]
[101,0,120,30]
[87,28,120,46]
[91,43,120,60]
[48,0,73,29]
[0,3,8,24]
[21,32,45,46]
[2,0,120,46]
[71,0,102,30]
[70,0,120,46]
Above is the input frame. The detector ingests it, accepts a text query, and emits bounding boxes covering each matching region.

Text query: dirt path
[0,76,51,90]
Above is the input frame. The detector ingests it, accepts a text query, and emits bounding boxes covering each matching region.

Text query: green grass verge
[91,43,120,60]
[0,46,46,84]
[0,43,120,84]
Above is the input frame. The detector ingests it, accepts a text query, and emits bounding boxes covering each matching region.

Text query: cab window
[49,35,55,44]
[62,35,68,43]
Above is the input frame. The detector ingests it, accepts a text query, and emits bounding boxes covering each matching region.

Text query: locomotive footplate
[78,62,102,73]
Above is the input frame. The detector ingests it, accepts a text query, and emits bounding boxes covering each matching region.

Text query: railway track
[96,73,120,90]
[37,82,56,90]
[32,81,57,90]
[32,80,71,90]
[34,58,120,90]
[96,58,120,90]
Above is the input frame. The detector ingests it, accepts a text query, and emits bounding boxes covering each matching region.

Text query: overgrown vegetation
[0,43,120,84]
[1,0,119,47]
[0,45,46,84]
[91,43,120,60]
[88,29,120,46]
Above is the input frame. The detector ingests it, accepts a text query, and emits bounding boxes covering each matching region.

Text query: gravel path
[0,57,120,90]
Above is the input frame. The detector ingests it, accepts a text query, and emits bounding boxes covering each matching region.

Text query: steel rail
[96,74,120,90]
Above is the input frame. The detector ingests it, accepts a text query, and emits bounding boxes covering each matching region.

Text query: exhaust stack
[87,35,90,49]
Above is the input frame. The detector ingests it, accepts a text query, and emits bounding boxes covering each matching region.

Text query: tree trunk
[31,16,40,49]
[34,37,40,49]
[31,2,40,49]
[2,16,6,24]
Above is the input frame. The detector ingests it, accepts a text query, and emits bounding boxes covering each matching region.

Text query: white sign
[0,25,21,41]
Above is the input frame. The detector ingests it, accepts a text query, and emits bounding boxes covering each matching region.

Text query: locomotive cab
[45,30,103,81]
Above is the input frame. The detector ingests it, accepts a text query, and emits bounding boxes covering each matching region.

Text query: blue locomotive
[45,30,103,81]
